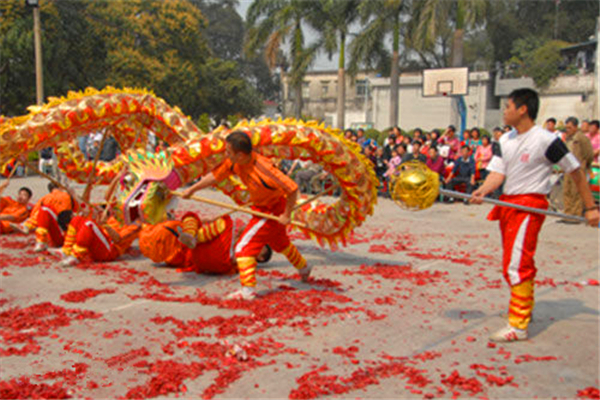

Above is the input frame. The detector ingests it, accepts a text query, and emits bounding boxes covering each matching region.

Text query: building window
[321,81,329,97]
[356,79,367,97]
[302,82,310,99]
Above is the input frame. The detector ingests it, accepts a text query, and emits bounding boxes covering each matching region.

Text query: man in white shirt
[471,88,599,343]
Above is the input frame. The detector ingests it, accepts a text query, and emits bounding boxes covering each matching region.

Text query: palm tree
[409,0,488,68]
[245,0,319,119]
[348,0,406,128]
[309,0,360,129]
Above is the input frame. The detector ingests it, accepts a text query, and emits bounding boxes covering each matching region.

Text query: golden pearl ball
[390,161,440,210]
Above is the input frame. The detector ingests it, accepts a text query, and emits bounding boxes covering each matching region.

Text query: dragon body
[0,87,379,249]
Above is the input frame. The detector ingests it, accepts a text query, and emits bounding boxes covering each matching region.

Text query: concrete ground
[0,176,598,399]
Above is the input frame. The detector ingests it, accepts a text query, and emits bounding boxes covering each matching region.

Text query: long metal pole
[440,188,588,223]
[33,5,44,105]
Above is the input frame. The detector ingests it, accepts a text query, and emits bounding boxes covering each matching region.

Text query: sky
[235,0,339,71]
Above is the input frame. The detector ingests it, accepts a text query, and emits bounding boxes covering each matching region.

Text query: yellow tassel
[35,227,49,244]
[280,243,307,270]
[61,225,77,256]
[72,244,89,260]
[237,257,257,287]
[508,280,535,330]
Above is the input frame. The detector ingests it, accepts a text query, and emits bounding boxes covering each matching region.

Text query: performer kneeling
[59,211,141,267]
[0,181,32,234]
[138,212,272,274]
[12,183,78,252]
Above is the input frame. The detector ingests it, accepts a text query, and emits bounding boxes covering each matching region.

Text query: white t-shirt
[487,125,580,195]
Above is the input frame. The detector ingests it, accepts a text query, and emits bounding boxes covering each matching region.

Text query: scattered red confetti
[148,287,377,338]
[441,370,484,396]
[60,288,116,303]
[514,354,558,364]
[368,244,394,254]
[332,346,359,358]
[105,347,150,368]
[341,263,448,286]
[0,377,71,399]
[577,386,600,399]
[289,358,432,399]
[406,252,475,266]
[0,302,101,356]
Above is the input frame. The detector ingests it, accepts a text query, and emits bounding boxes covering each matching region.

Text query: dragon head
[113,150,182,225]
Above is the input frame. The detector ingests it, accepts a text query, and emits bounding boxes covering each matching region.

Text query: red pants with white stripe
[488,194,548,286]
[70,217,119,262]
[35,206,64,247]
[488,193,548,330]
[235,213,291,259]
[234,199,307,287]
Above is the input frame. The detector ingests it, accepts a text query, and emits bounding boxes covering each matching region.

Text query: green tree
[309,0,360,129]
[1,0,262,119]
[193,0,281,103]
[348,0,406,128]
[485,0,598,66]
[0,0,107,115]
[509,38,571,87]
[408,0,488,68]
[245,0,319,119]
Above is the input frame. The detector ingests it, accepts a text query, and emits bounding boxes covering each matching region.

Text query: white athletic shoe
[298,264,313,282]
[33,242,48,253]
[58,256,78,268]
[225,286,256,300]
[10,223,29,235]
[489,324,528,343]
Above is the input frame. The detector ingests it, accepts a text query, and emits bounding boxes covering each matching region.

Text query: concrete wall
[496,74,597,124]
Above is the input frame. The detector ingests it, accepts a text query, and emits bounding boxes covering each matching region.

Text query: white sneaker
[489,324,528,342]
[225,286,256,300]
[33,242,48,252]
[10,223,29,235]
[59,256,78,268]
[298,264,313,282]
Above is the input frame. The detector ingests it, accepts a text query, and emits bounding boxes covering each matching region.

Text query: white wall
[371,72,493,131]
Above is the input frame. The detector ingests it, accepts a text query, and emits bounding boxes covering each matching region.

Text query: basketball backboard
[423,67,469,97]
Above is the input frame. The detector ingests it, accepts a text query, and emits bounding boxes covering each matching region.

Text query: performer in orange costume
[182,131,311,300]
[59,212,141,266]
[0,181,32,234]
[139,212,272,273]
[13,183,79,252]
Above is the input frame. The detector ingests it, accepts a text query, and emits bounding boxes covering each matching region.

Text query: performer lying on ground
[471,88,600,343]
[11,182,79,252]
[59,209,141,267]
[182,131,311,300]
[0,181,32,234]
[138,212,272,273]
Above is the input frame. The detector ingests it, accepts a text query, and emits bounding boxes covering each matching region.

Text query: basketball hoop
[422,68,469,97]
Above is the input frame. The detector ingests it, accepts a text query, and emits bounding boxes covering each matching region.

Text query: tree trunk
[389,50,400,128]
[294,83,303,119]
[451,28,464,68]
[336,32,346,129]
[389,18,400,128]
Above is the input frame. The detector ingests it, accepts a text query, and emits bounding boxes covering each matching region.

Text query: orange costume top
[104,216,140,256]
[212,153,297,210]
[0,197,30,234]
[25,189,78,230]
